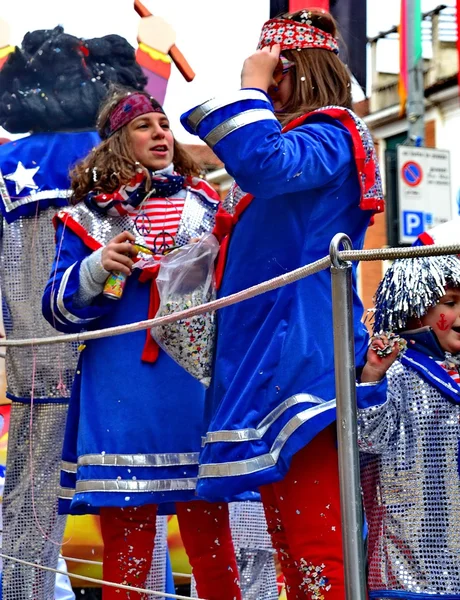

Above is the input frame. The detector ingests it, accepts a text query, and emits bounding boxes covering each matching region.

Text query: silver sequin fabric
[58,203,138,246]
[175,188,218,246]
[2,403,68,600]
[61,188,217,250]
[144,515,169,593]
[0,209,79,600]
[222,183,248,216]
[190,502,278,600]
[358,360,460,596]
[1,211,79,400]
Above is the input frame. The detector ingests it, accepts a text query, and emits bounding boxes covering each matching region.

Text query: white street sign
[397,146,452,244]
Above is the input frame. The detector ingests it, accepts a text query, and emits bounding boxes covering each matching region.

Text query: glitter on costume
[0,24,147,600]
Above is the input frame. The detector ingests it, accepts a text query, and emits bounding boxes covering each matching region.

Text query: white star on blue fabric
[4,162,40,194]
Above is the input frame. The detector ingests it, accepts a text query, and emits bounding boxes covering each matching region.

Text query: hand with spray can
[102,231,139,300]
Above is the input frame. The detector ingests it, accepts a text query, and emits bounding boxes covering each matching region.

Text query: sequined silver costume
[0,208,77,600]
[0,159,171,600]
[191,502,278,600]
[358,358,460,597]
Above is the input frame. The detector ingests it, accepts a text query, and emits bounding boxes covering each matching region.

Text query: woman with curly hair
[42,87,241,600]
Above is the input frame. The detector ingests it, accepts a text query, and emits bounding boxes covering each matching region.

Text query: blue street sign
[403,211,424,237]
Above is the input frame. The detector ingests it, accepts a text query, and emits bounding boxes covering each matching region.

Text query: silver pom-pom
[369,332,407,358]
[373,255,460,333]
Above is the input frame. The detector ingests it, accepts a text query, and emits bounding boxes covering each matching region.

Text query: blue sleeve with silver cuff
[181,89,354,199]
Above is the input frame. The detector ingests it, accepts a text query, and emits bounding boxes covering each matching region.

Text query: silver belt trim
[203,393,323,444]
[61,461,77,473]
[78,452,200,467]
[205,109,278,149]
[198,399,336,479]
[76,478,198,493]
[186,90,270,130]
[59,486,75,500]
[57,263,98,325]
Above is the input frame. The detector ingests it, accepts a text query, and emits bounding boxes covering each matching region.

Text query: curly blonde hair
[70,86,202,204]
[276,9,352,126]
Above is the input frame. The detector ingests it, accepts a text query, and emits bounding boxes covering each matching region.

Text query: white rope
[62,554,193,579]
[0,552,204,599]
[2,243,460,349]
[0,255,330,347]
[339,243,460,262]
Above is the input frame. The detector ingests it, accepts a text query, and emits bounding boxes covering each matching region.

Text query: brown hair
[276,9,352,126]
[70,86,202,204]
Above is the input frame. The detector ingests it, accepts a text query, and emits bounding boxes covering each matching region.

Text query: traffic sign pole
[406,0,425,146]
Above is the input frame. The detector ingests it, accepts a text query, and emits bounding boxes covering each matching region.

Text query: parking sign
[403,211,424,237]
[397,146,451,244]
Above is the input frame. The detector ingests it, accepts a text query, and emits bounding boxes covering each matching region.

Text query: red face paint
[437,313,449,331]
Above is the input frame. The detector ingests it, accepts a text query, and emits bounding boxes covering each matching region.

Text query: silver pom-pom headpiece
[373,255,460,333]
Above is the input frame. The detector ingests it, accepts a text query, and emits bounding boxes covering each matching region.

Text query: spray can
[103,271,128,300]
[102,244,154,300]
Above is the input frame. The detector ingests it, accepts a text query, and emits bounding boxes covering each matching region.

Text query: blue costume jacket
[42,189,221,515]
[181,89,383,500]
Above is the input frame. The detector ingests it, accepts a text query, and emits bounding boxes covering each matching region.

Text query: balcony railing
[368,4,457,113]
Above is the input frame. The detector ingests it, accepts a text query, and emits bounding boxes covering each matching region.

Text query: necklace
[133,189,155,237]
[133,192,183,253]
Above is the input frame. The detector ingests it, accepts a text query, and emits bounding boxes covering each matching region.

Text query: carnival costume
[0,27,163,600]
[190,501,279,600]
[0,132,98,600]
[180,13,384,598]
[181,18,383,502]
[42,90,242,596]
[44,168,220,512]
[358,255,460,598]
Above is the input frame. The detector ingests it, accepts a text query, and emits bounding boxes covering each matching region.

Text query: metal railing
[3,237,460,597]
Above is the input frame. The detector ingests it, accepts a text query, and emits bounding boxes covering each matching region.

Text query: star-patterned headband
[257,17,339,54]
[104,93,165,138]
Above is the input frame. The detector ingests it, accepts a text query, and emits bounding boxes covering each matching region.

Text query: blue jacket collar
[400,327,460,404]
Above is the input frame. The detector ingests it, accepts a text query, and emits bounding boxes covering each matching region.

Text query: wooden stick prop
[134,0,195,82]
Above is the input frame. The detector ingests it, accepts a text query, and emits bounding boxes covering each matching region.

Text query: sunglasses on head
[273,55,296,85]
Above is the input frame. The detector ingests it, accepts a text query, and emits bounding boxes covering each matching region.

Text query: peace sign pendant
[153,230,175,254]
[134,212,152,236]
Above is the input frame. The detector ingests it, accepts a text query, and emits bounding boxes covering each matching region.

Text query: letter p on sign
[403,211,424,237]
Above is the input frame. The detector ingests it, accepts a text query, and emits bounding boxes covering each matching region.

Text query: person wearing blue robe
[181,9,384,599]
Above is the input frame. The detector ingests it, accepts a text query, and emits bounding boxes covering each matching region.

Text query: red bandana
[106,93,165,138]
[257,18,339,54]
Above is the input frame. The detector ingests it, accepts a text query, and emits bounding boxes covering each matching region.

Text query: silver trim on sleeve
[186,90,271,131]
[205,110,278,148]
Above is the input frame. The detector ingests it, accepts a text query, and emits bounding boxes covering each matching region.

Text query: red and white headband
[257,17,339,54]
